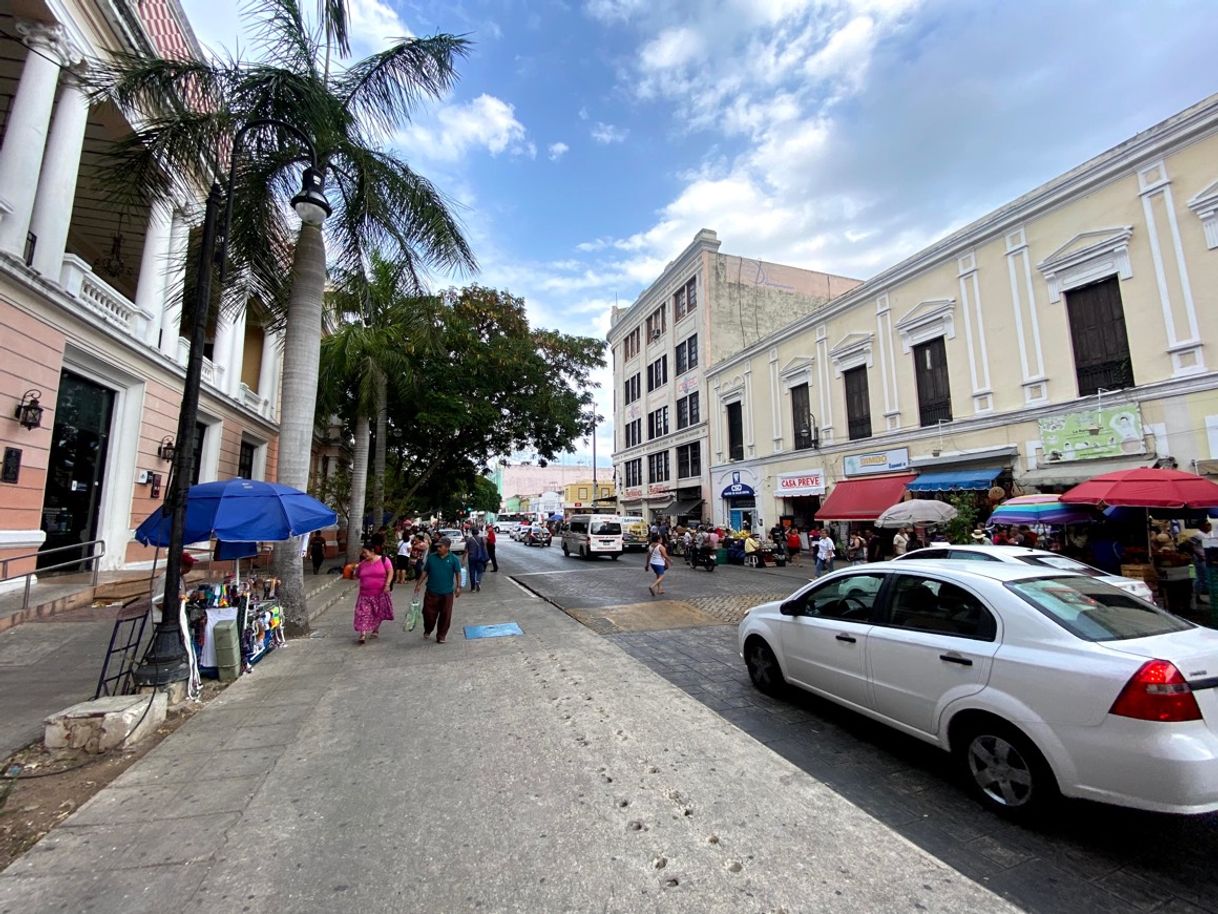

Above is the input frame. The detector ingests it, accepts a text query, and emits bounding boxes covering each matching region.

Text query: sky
[182,0,1218,468]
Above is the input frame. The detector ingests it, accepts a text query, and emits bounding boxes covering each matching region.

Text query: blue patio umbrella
[135,478,336,547]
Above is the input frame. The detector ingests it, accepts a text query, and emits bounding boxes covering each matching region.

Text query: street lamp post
[798,412,821,451]
[134,120,332,687]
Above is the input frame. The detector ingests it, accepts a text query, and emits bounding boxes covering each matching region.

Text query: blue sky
[183,0,1218,465]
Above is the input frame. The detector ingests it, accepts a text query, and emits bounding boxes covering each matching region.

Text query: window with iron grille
[676,392,700,429]
[624,419,642,448]
[843,367,872,440]
[648,451,670,482]
[726,402,744,461]
[791,383,814,450]
[673,276,697,322]
[914,337,952,427]
[675,334,698,374]
[676,442,701,479]
[1064,277,1135,396]
[238,441,256,479]
[623,328,641,360]
[648,406,669,440]
[624,459,642,487]
[647,355,668,392]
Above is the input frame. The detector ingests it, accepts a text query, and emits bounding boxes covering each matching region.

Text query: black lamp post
[798,412,821,451]
[134,120,331,687]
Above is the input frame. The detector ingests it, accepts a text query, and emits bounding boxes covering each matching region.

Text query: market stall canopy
[672,496,703,516]
[135,478,337,547]
[989,494,1095,525]
[548,513,564,521]
[213,540,259,560]
[875,499,958,528]
[907,467,1001,492]
[815,474,917,522]
[1060,468,1218,509]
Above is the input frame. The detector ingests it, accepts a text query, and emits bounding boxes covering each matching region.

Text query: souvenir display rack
[187,575,285,678]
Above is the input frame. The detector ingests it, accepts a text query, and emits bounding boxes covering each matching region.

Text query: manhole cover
[464,622,523,639]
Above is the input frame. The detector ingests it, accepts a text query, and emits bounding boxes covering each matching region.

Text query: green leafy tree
[317,254,439,562]
[942,493,980,545]
[91,0,476,632]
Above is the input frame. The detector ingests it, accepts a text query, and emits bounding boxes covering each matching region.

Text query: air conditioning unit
[651,329,662,341]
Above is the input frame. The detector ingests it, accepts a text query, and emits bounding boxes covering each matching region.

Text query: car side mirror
[780,599,801,616]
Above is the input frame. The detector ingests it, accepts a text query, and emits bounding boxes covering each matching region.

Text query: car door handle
[939,653,973,666]
[835,633,857,644]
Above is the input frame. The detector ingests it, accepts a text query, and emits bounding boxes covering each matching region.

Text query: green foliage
[943,493,980,545]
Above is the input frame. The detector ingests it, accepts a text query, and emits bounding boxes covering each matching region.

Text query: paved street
[499,538,1218,913]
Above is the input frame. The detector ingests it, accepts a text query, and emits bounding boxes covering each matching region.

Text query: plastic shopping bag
[460,565,469,589]
[404,599,422,632]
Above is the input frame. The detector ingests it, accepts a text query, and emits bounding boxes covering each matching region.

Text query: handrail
[0,539,106,613]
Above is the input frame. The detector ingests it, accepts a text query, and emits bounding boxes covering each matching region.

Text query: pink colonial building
[0,0,284,590]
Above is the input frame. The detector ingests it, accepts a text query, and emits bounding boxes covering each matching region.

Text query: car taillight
[1110,659,1202,722]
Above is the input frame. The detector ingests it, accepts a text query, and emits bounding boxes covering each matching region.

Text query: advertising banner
[1038,404,1145,462]
[776,469,826,497]
[843,447,910,477]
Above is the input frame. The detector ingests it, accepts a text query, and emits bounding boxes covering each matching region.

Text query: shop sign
[677,373,701,395]
[721,470,755,498]
[622,487,643,501]
[843,447,910,476]
[648,483,673,497]
[1037,404,1146,462]
[776,469,826,496]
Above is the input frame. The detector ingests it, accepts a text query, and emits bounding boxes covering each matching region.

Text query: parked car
[513,521,532,541]
[438,529,466,554]
[738,560,1218,819]
[525,524,552,547]
[896,544,1156,603]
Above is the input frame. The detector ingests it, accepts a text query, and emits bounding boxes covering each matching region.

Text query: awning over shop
[907,467,1001,492]
[1019,456,1152,487]
[672,496,703,516]
[815,474,917,522]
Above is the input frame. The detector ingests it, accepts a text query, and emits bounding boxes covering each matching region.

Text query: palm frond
[245,0,319,78]
[317,0,351,58]
[336,34,471,138]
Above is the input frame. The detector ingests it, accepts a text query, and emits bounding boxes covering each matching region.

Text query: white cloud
[584,0,645,23]
[548,141,570,161]
[345,0,412,51]
[591,122,629,144]
[640,26,705,71]
[399,94,535,162]
[803,15,876,89]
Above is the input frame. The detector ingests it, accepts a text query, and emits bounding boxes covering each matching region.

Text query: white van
[562,515,624,560]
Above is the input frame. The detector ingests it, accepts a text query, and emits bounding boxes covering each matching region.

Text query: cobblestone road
[499,539,1218,914]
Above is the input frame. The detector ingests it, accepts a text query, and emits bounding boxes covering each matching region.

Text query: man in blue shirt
[413,537,463,643]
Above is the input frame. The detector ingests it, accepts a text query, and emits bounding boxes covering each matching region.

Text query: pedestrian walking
[815,530,836,577]
[848,530,867,565]
[486,523,498,572]
[892,526,910,556]
[465,527,488,592]
[645,533,671,595]
[786,526,802,567]
[353,545,395,645]
[394,531,412,584]
[413,536,463,643]
[308,530,326,575]
[409,533,427,581]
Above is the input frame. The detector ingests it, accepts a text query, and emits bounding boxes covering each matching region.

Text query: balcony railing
[60,254,154,340]
[1076,359,1134,397]
[918,399,952,428]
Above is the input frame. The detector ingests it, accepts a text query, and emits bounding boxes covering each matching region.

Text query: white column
[134,198,174,346]
[256,326,277,404]
[159,209,190,357]
[29,73,89,278]
[226,306,247,397]
[211,312,234,390]
[0,22,72,256]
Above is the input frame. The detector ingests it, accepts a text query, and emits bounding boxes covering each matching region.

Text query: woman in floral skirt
[353,545,395,644]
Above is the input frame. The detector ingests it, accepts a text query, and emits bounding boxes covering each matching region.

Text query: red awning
[815,474,918,522]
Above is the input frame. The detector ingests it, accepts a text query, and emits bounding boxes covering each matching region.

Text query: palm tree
[90,0,476,633]
[317,253,439,563]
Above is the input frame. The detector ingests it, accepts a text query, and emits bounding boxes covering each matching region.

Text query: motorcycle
[686,543,716,572]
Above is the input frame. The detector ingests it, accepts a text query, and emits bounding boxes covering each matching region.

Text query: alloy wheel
[967,733,1034,808]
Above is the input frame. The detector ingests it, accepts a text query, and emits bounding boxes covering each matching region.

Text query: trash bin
[715,547,727,565]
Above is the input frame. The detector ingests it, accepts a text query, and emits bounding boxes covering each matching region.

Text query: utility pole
[591,415,597,511]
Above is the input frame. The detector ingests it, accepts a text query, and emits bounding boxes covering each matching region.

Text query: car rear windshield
[591,522,621,535]
[1014,554,1103,577]
[1006,575,1193,641]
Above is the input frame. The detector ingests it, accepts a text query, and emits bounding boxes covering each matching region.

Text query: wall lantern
[14,390,43,430]
[157,436,176,462]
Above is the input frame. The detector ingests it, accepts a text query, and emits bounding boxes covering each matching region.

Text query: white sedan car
[438,529,466,554]
[896,544,1156,603]
[738,560,1218,819]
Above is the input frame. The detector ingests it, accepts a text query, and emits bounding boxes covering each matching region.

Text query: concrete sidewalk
[0,572,345,760]
[0,569,1016,913]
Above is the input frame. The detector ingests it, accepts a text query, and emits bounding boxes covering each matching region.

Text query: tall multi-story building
[0,0,285,588]
[608,229,860,525]
[704,93,1218,532]
[496,462,600,507]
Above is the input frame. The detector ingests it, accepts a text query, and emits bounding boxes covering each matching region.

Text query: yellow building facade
[561,479,616,514]
[705,94,1218,531]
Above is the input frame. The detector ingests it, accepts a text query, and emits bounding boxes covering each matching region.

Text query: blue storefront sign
[721,470,755,498]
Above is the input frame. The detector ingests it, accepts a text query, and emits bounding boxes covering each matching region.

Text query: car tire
[744,637,785,697]
[611,553,619,560]
[954,718,1058,821]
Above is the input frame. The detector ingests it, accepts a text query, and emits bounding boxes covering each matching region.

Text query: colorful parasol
[1060,467,1218,509]
[989,494,1096,525]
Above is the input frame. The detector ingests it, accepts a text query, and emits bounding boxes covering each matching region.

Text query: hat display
[970,529,986,540]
